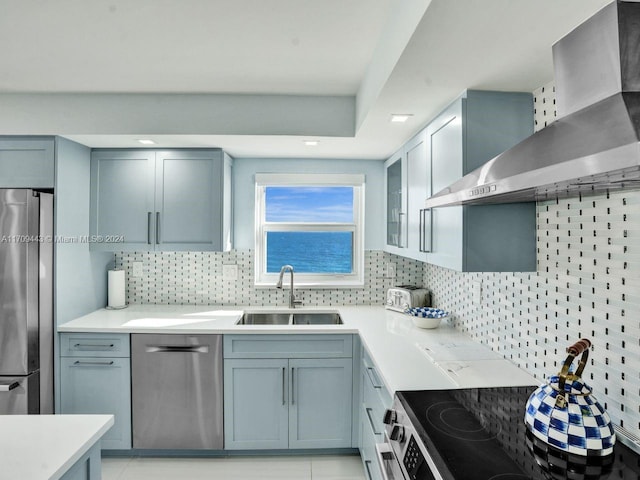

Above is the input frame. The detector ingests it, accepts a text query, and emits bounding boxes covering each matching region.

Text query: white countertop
[0,414,114,480]
[59,305,538,393]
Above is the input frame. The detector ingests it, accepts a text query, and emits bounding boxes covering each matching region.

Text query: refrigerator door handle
[0,381,20,392]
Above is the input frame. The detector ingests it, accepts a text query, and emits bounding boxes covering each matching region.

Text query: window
[255,173,365,287]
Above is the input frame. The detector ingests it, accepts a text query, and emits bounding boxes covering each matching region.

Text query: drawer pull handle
[74,343,114,349]
[365,407,382,435]
[291,367,295,405]
[73,360,115,366]
[366,367,384,389]
[146,345,209,354]
[0,381,19,392]
[364,460,374,480]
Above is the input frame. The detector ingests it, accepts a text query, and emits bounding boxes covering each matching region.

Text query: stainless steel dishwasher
[131,334,223,449]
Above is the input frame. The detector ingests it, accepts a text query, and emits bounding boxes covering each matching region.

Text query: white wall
[232,158,385,250]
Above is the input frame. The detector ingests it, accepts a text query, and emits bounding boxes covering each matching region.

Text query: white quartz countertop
[0,414,114,480]
[59,305,538,393]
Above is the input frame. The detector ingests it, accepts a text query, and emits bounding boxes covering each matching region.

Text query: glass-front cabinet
[385,153,406,250]
[384,128,430,261]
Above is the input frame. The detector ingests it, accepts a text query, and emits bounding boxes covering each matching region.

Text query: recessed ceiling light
[137,139,156,145]
[390,114,413,123]
[304,140,319,146]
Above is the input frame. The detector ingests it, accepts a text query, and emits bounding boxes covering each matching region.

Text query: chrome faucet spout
[276,265,301,308]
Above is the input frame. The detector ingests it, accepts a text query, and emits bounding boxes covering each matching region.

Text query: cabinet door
[59,357,132,450]
[0,138,55,188]
[289,358,353,449]
[90,150,155,251]
[405,130,428,260]
[428,101,464,271]
[385,153,406,249]
[155,150,223,251]
[224,358,289,450]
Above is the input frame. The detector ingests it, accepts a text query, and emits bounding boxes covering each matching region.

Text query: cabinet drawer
[224,334,353,359]
[360,405,383,480]
[362,347,391,422]
[60,333,130,358]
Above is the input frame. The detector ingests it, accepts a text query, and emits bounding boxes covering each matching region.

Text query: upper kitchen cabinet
[384,128,429,261]
[426,90,536,272]
[90,149,233,252]
[0,137,54,188]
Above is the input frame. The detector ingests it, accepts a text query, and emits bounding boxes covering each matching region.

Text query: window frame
[254,173,365,288]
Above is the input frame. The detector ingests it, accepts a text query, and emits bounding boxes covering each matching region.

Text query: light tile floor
[102,454,366,480]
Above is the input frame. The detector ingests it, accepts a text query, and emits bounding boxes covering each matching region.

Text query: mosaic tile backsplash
[114,250,423,307]
[425,190,640,440]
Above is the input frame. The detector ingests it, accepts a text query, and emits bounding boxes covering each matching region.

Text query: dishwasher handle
[146,345,210,354]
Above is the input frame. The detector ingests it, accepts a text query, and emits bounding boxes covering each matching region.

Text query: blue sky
[265,187,353,222]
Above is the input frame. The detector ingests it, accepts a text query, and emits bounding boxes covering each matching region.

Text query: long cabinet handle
[364,460,374,480]
[146,345,209,353]
[73,360,115,366]
[365,407,382,435]
[282,367,286,406]
[74,343,114,349]
[0,382,19,392]
[155,212,161,244]
[397,212,405,248]
[419,208,433,253]
[147,212,152,244]
[291,367,295,405]
[365,367,384,389]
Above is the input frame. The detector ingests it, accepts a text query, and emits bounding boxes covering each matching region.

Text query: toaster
[385,286,430,312]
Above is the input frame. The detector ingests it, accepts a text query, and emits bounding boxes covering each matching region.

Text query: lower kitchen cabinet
[223,334,354,450]
[224,358,289,449]
[59,333,132,450]
[358,346,391,480]
[288,357,353,449]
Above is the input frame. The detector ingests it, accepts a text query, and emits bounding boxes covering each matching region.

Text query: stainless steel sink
[236,311,343,326]
[292,313,342,325]
[236,312,291,325]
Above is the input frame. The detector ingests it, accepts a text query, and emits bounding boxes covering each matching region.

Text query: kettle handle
[557,338,591,397]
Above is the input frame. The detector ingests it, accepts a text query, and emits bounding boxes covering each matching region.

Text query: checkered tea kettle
[524,339,616,456]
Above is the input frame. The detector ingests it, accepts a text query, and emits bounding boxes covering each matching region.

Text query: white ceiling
[0,0,612,159]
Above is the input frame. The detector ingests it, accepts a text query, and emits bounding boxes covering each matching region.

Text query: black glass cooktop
[398,387,639,480]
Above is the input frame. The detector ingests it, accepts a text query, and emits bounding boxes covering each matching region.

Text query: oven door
[375,441,405,480]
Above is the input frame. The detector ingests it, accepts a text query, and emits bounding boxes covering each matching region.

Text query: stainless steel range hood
[425,0,640,208]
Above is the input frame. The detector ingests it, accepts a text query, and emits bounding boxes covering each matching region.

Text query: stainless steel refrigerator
[0,189,53,414]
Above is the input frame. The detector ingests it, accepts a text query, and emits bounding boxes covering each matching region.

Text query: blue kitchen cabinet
[59,443,101,480]
[59,333,132,450]
[223,334,354,450]
[385,128,430,261]
[426,90,536,272]
[0,137,55,188]
[223,358,289,450]
[288,357,353,449]
[358,346,391,480]
[90,149,232,252]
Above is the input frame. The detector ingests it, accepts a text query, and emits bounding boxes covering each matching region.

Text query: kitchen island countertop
[58,305,538,393]
[0,414,113,480]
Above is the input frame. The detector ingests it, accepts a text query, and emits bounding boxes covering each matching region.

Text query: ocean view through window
[255,174,365,287]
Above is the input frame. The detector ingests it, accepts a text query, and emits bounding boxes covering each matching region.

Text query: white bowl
[411,315,442,329]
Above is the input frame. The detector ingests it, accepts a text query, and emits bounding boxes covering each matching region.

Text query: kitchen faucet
[276,265,302,308]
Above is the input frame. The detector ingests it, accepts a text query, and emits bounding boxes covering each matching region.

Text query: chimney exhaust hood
[425,0,640,208]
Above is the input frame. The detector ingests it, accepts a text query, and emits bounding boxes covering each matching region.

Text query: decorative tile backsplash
[425,190,640,438]
[114,250,423,307]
